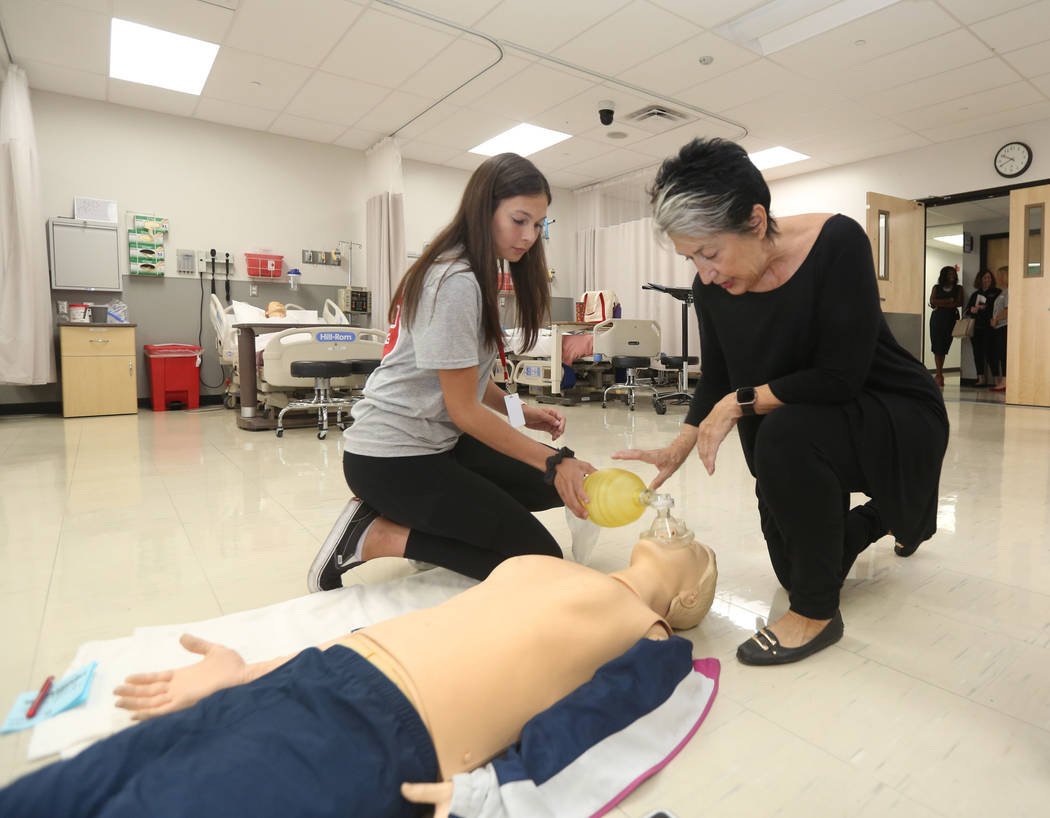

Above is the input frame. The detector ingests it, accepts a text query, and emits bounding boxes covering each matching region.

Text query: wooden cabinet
[60,325,138,417]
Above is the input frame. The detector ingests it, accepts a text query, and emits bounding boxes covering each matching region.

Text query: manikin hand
[401,781,453,818]
[522,404,566,440]
[113,634,248,721]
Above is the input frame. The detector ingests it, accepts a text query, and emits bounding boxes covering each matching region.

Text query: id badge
[504,392,526,428]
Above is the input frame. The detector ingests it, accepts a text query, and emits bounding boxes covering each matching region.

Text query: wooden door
[1006,184,1050,407]
[866,193,925,359]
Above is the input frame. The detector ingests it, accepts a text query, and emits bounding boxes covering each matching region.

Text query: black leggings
[972,325,994,378]
[343,435,563,580]
[741,405,888,620]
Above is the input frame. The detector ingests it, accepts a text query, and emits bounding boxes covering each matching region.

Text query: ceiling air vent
[624,104,690,125]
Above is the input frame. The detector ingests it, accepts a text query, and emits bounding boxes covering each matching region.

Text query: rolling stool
[656,353,699,407]
[276,360,356,440]
[602,355,661,413]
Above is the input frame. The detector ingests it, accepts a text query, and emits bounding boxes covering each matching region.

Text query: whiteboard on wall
[48,217,122,292]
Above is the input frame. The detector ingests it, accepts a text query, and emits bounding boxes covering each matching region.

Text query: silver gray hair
[651,185,744,239]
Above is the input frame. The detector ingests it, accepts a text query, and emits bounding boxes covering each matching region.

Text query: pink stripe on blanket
[591,658,721,818]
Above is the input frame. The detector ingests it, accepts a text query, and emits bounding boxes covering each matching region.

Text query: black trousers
[991,326,1007,377]
[344,435,563,580]
[740,405,888,619]
[972,324,993,378]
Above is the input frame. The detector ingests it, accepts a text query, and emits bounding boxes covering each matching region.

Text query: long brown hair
[389,153,552,351]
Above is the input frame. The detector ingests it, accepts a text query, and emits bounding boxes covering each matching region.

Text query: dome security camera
[598,99,615,126]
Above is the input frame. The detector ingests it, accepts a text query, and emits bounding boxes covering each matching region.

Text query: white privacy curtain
[364,137,405,330]
[0,65,55,385]
[575,169,699,357]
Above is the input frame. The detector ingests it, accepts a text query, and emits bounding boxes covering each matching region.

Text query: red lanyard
[496,336,510,381]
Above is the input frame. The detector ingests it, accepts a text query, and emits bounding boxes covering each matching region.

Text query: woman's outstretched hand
[113,634,248,721]
[523,404,566,440]
[694,394,740,475]
[613,427,698,489]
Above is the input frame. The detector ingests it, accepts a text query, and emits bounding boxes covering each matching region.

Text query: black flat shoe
[894,541,920,557]
[737,610,844,666]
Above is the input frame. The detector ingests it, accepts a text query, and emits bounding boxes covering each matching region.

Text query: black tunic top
[685,214,948,547]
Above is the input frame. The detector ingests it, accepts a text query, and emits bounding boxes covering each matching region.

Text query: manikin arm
[403,637,719,818]
[113,633,346,720]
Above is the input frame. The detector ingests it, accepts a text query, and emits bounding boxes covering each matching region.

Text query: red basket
[245,253,283,278]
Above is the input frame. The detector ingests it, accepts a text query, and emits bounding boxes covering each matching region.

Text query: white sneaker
[565,506,600,565]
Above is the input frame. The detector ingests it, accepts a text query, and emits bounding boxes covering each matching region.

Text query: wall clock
[994,141,1033,178]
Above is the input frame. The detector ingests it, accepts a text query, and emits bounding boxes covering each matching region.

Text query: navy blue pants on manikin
[0,646,438,818]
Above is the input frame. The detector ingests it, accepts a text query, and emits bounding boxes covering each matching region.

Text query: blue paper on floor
[1,663,97,734]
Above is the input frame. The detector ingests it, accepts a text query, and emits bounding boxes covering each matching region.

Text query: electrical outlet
[197,251,209,276]
[249,282,258,297]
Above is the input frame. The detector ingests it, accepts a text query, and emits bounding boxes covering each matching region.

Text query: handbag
[581,290,620,323]
[951,317,975,338]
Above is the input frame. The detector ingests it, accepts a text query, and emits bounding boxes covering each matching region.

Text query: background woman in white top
[308,153,594,592]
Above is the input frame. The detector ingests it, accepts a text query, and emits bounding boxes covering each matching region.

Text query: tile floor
[1,375,1048,816]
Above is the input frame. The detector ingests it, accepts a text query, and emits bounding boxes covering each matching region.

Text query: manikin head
[629,538,718,631]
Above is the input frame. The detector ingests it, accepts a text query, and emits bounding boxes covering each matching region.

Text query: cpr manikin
[0,518,718,818]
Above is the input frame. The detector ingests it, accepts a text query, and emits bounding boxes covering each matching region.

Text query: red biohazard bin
[143,344,202,411]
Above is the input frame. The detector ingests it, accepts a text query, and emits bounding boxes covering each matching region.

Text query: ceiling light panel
[109,18,219,95]
[748,145,810,169]
[469,123,572,157]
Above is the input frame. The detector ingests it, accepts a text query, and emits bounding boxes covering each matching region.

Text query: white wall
[33,90,367,290]
[768,119,1050,221]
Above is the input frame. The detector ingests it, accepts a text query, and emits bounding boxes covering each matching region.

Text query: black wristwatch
[736,387,757,416]
[543,446,575,485]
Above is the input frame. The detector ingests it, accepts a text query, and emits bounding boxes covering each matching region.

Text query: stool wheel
[654,399,666,415]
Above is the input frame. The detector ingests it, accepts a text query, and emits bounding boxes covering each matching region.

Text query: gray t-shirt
[992,288,1008,327]
[342,256,498,457]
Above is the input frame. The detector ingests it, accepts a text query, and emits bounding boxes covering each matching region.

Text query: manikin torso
[353,555,668,778]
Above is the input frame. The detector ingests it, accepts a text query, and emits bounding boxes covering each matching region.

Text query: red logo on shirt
[382,301,401,358]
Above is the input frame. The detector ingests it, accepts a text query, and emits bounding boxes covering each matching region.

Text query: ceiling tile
[475,0,630,53]
[443,151,488,172]
[443,51,535,106]
[626,118,749,160]
[399,140,460,165]
[543,169,596,189]
[224,0,364,69]
[935,0,1035,25]
[677,58,796,113]
[371,0,501,28]
[531,83,656,137]
[399,35,501,100]
[760,157,832,182]
[467,62,594,121]
[201,48,311,111]
[194,97,277,131]
[354,90,436,136]
[530,135,615,172]
[284,72,389,127]
[269,113,345,143]
[722,89,869,145]
[867,58,1023,116]
[1001,40,1050,79]
[819,28,994,98]
[559,147,654,179]
[791,130,929,167]
[391,101,463,141]
[412,107,518,150]
[970,1,1050,52]
[107,77,200,116]
[769,0,960,78]
[918,100,1050,142]
[554,1,701,78]
[572,121,666,153]
[20,59,107,100]
[616,31,758,96]
[895,81,1044,132]
[321,7,455,88]
[111,0,233,43]
[52,0,110,12]
[646,0,768,29]
[1033,72,1050,97]
[0,0,110,74]
[334,127,383,151]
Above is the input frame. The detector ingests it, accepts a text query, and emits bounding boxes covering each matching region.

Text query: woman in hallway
[990,265,1009,392]
[965,269,1001,386]
[615,138,949,666]
[928,265,963,387]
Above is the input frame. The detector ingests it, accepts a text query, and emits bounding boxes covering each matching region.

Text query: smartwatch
[543,446,575,485]
[736,387,757,416]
